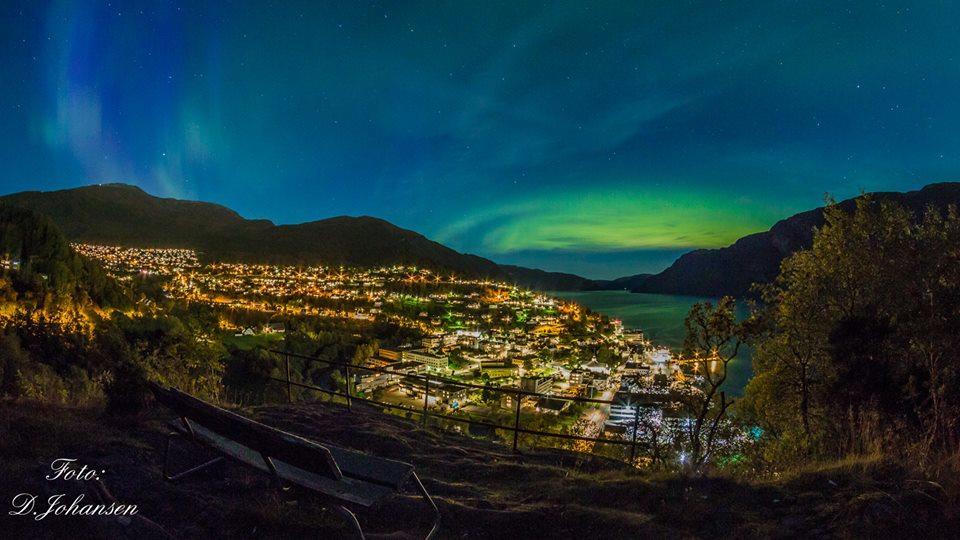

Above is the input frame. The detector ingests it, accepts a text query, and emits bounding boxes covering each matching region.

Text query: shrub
[0,332,27,398]
[105,359,150,415]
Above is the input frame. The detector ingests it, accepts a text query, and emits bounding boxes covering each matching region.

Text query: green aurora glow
[436,187,778,253]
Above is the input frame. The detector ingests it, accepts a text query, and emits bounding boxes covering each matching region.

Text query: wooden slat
[150,383,342,480]
[152,383,416,491]
[178,421,393,506]
[325,444,413,490]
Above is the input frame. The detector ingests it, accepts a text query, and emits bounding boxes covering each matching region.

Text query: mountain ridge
[6,182,959,297]
[0,183,595,291]
[630,182,960,296]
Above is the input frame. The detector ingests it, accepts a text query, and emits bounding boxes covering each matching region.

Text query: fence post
[629,394,641,464]
[284,352,292,403]
[512,393,522,453]
[345,365,352,410]
[421,374,430,426]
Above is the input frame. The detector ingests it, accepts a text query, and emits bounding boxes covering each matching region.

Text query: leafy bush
[105,358,150,415]
[18,362,69,404]
[0,331,27,398]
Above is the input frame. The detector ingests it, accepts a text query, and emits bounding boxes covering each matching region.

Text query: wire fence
[264,349,673,464]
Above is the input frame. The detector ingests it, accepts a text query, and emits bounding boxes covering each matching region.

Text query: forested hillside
[0,205,128,311]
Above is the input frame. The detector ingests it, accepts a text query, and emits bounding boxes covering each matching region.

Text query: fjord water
[550,290,753,393]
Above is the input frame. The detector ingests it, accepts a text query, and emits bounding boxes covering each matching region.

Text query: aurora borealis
[2,2,959,278]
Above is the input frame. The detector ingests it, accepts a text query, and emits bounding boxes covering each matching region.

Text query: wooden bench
[149,383,440,539]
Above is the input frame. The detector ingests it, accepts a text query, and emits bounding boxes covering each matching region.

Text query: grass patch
[221,332,285,351]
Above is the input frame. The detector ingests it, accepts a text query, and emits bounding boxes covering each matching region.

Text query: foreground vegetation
[740,197,960,476]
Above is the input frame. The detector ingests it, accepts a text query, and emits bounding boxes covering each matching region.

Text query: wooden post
[629,395,641,464]
[512,394,522,453]
[345,365,352,410]
[421,374,430,426]
[284,353,292,403]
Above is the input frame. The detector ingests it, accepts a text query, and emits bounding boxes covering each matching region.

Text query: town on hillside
[72,243,741,460]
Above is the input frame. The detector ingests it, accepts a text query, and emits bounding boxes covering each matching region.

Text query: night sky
[2,2,959,278]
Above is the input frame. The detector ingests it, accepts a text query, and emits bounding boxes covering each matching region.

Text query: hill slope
[3,400,952,538]
[631,182,960,296]
[0,184,590,290]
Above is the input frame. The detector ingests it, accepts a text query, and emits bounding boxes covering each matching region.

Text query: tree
[449,348,467,370]
[350,340,378,365]
[636,408,671,466]
[0,332,28,398]
[680,296,749,469]
[105,352,150,415]
[743,197,960,464]
[742,262,833,448]
[97,312,226,402]
[597,345,618,368]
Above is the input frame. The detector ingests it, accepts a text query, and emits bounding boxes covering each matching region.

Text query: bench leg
[162,431,226,482]
[410,471,441,540]
[333,505,365,540]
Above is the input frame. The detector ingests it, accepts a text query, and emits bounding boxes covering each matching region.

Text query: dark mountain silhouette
[0,184,593,290]
[498,264,597,291]
[629,182,960,296]
[8,182,956,297]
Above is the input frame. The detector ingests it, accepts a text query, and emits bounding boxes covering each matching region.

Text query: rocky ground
[1,399,954,538]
